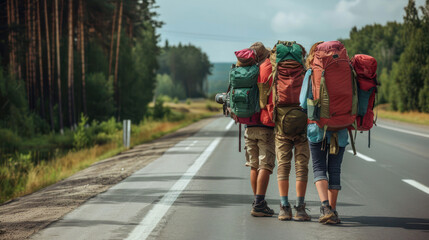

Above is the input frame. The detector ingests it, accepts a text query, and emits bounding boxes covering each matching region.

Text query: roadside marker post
[123,120,131,148]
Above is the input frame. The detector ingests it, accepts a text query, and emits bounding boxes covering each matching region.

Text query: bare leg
[328,189,339,209]
[315,180,329,202]
[250,167,258,195]
[256,169,271,195]
[296,181,307,198]
[278,180,289,197]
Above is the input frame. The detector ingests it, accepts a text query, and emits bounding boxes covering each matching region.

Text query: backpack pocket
[307,98,320,121]
[276,107,308,136]
[257,82,271,109]
[357,88,373,116]
[230,86,259,118]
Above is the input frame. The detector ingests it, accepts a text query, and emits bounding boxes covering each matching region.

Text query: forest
[0,0,214,203]
[341,0,429,113]
[0,0,212,154]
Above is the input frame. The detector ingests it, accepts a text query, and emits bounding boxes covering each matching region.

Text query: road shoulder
[0,116,218,240]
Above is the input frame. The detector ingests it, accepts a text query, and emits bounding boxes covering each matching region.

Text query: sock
[296,196,305,206]
[280,196,290,207]
[322,200,330,207]
[255,195,265,205]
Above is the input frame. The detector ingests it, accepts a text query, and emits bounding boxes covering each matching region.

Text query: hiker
[300,41,354,224]
[241,42,276,217]
[267,41,311,221]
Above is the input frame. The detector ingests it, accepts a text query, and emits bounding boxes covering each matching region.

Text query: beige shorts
[244,127,275,173]
[275,132,310,181]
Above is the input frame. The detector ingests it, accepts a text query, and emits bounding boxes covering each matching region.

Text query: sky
[155,0,426,63]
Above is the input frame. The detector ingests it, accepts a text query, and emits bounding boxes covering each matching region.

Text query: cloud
[271,11,308,33]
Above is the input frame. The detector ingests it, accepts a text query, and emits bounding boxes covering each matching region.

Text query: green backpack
[229,64,260,118]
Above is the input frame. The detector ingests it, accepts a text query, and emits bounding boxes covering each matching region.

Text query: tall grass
[376,104,429,125]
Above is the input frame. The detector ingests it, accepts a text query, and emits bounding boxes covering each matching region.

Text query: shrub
[153,97,171,119]
[73,114,90,150]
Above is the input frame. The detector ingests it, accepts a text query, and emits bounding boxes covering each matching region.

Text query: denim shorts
[309,141,345,190]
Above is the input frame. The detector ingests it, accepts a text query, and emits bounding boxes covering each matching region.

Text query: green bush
[0,129,22,159]
[153,97,171,119]
[73,114,90,150]
[0,153,33,202]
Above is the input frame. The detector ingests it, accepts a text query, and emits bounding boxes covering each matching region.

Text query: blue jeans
[310,142,345,190]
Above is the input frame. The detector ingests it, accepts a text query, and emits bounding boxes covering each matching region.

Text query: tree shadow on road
[339,216,429,231]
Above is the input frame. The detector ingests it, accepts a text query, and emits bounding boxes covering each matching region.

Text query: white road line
[377,124,429,138]
[402,179,429,194]
[185,140,198,150]
[125,137,222,240]
[225,120,235,130]
[347,150,376,162]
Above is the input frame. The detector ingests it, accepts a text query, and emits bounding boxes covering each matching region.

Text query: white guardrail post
[123,119,131,148]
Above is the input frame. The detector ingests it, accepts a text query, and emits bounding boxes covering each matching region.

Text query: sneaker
[326,210,341,224]
[278,204,292,221]
[251,200,274,217]
[319,205,335,223]
[293,203,311,221]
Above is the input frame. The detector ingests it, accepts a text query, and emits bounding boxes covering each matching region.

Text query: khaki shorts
[244,127,275,173]
[275,132,310,181]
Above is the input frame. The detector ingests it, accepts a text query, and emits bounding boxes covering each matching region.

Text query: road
[32,117,429,240]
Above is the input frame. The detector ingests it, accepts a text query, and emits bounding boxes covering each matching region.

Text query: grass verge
[0,100,221,204]
[376,104,429,126]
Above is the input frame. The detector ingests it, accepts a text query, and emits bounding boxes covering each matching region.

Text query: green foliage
[74,114,90,150]
[86,73,116,122]
[119,28,159,123]
[0,153,33,202]
[0,129,22,157]
[153,97,171,120]
[155,74,186,99]
[342,0,429,112]
[158,44,212,98]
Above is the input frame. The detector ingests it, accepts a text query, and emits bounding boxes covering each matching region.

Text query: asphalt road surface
[32,117,429,240]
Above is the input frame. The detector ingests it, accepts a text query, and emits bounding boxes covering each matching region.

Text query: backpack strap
[348,128,357,155]
[330,132,339,155]
[270,62,279,122]
[368,129,371,148]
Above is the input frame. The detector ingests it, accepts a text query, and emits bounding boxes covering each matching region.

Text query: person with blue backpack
[299,41,354,225]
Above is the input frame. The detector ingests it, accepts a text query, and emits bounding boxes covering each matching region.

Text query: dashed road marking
[185,140,198,150]
[225,120,234,130]
[347,150,376,162]
[402,179,429,194]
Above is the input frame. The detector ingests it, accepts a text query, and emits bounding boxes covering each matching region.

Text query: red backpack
[258,58,275,127]
[348,54,378,148]
[308,41,357,131]
[350,54,378,131]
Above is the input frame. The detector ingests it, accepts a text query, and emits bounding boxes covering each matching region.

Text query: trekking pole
[238,123,241,152]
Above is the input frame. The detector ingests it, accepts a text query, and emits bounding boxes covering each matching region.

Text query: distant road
[33,117,429,240]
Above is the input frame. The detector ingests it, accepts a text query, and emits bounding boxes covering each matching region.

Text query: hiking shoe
[251,200,274,217]
[278,204,292,221]
[326,210,341,224]
[293,203,311,221]
[319,205,335,223]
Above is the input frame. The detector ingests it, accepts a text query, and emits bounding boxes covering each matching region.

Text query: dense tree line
[0,0,161,138]
[157,42,212,98]
[341,0,429,112]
